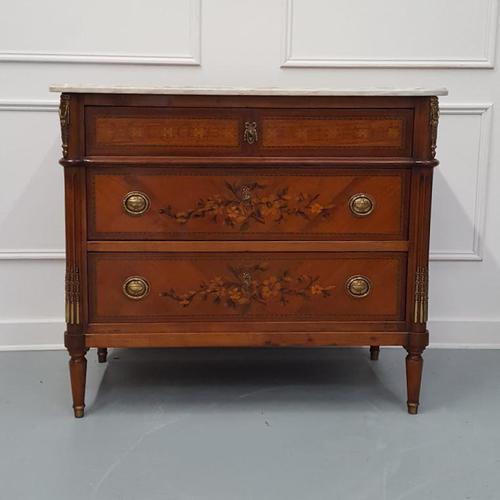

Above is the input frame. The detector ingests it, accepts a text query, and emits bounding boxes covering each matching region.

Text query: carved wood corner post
[405,96,439,414]
[60,94,88,417]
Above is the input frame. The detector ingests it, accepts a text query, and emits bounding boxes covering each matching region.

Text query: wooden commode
[50,85,447,417]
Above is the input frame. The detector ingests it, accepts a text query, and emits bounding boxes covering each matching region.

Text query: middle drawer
[88,167,410,240]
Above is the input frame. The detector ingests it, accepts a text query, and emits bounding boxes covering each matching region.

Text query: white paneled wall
[0,0,499,349]
[283,0,498,67]
[0,0,201,64]
[431,104,492,261]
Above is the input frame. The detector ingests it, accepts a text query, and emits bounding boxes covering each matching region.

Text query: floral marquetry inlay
[159,182,336,231]
[262,118,405,148]
[160,263,336,314]
[94,117,239,148]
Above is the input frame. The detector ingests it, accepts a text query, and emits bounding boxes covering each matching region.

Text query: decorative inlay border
[260,115,410,151]
[93,115,240,148]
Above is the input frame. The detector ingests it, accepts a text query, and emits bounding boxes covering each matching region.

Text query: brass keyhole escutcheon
[123,276,150,300]
[243,121,258,144]
[123,191,150,216]
[240,271,252,290]
[240,185,252,201]
[346,275,372,298]
[349,193,375,217]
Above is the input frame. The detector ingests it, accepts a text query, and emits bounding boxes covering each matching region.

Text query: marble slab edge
[49,85,448,96]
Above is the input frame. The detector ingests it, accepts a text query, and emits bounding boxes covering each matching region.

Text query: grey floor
[1,348,499,500]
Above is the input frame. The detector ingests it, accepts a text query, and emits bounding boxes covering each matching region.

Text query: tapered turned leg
[69,350,88,418]
[97,348,108,363]
[370,346,380,360]
[405,347,424,415]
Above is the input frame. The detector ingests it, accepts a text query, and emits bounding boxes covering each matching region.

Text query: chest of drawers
[51,86,447,417]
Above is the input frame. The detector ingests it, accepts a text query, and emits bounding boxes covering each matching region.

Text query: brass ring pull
[346,275,372,298]
[123,191,150,216]
[123,276,150,300]
[349,193,375,217]
[243,122,258,144]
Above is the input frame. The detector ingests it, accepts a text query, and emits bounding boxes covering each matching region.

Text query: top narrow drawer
[256,108,413,157]
[85,107,244,157]
[85,106,414,158]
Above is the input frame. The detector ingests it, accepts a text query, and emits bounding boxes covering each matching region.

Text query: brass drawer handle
[346,275,372,298]
[123,191,150,216]
[349,193,374,217]
[123,276,150,300]
[243,121,258,144]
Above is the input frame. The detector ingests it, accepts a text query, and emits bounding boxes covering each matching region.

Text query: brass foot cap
[73,406,85,418]
[407,403,419,415]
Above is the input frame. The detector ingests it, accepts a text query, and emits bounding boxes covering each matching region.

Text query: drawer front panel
[88,167,409,240]
[86,107,243,156]
[88,252,406,323]
[85,106,414,157]
[259,109,414,157]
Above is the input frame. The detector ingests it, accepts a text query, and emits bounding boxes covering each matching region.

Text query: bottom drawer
[88,252,406,323]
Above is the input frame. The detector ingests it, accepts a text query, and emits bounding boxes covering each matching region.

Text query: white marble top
[49,84,448,96]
